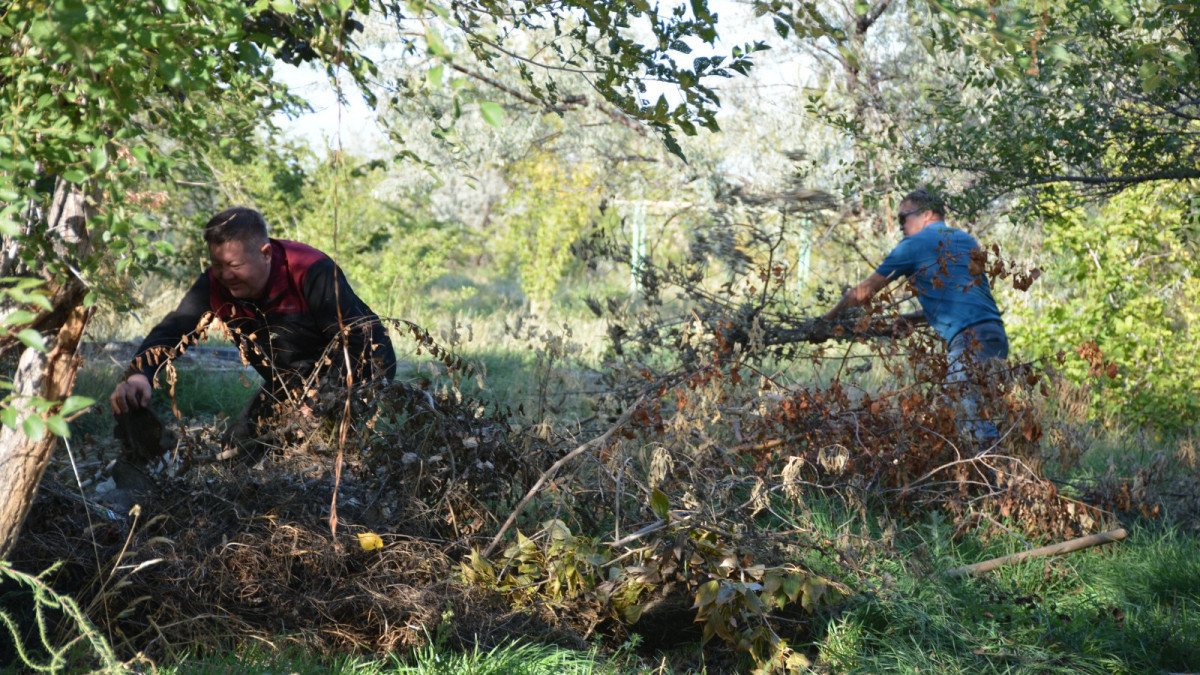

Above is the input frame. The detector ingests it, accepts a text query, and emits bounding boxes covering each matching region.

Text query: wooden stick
[947,528,1126,577]
[482,394,647,558]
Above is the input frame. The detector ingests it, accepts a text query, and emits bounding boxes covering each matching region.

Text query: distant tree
[755,0,917,224]
[1010,180,1200,430]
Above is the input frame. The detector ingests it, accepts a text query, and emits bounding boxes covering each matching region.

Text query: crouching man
[110,207,396,457]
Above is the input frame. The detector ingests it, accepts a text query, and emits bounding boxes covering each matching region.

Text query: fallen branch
[758,313,922,347]
[947,528,1127,577]
[483,394,648,557]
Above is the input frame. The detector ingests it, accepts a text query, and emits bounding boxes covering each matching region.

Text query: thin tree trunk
[0,304,90,557]
[0,177,95,559]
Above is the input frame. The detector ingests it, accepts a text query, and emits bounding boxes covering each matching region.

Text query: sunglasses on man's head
[898,208,922,227]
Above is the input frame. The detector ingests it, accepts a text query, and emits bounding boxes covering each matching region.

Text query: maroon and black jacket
[130,239,396,392]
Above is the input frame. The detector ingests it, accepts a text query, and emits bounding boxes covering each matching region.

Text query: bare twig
[483,394,647,557]
[608,517,668,548]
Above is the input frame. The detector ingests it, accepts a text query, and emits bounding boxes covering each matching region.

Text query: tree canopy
[915,0,1200,212]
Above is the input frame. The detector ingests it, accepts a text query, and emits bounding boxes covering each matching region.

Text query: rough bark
[0,177,95,559]
[0,304,90,558]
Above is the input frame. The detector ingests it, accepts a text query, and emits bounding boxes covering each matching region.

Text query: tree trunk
[0,178,95,559]
[0,305,90,558]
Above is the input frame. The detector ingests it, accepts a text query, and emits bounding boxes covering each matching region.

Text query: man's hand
[824,273,891,322]
[110,374,152,415]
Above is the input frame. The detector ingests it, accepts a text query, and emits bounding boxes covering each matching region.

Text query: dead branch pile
[572,184,1113,542]
[615,315,1118,544]
[5,381,584,664]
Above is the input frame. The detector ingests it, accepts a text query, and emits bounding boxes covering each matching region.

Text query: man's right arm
[111,273,212,412]
[823,273,891,321]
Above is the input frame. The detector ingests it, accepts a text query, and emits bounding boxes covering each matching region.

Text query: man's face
[898,202,929,237]
[209,239,272,299]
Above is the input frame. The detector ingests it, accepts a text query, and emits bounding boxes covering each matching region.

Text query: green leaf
[773,17,790,39]
[1102,0,1132,24]
[61,169,87,184]
[2,310,37,327]
[60,396,94,416]
[89,147,108,172]
[0,406,17,429]
[801,578,826,612]
[0,219,18,237]
[22,414,45,441]
[28,293,53,312]
[16,329,46,352]
[693,579,720,609]
[649,488,670,519]
[46,415,69,438]
[621,602,645,624]
[270,0,297,13]
[478,101,504,128]
[782,573,803,602]
[653,94,668,119]
[426,26,448,57]
[427,65,444,89]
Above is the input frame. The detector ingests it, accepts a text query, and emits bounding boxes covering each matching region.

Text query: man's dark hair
[203,207,269,246]
[901,189,946,219]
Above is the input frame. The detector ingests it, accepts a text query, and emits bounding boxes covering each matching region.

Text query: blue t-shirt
[875,221,1003,343]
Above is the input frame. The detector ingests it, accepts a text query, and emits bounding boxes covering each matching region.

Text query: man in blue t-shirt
[823,189,1008,443]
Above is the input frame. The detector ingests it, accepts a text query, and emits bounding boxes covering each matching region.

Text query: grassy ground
[150,640,634,675]
[68,362,259,443]
[813,515,1199,673]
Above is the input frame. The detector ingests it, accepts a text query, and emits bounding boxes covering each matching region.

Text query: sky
[272,62,386,154]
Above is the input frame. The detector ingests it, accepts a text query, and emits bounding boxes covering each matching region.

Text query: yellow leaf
[357,532,384,551]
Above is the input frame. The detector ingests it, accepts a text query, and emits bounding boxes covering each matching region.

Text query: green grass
[155,646,384,674]
[390,310,610,421]
[67,361,260,441]
[812,516,1200,673]
[149,640,630,675]
[391,639,615,675]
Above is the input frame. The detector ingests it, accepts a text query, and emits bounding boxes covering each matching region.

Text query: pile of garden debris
[6,382,591,663]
